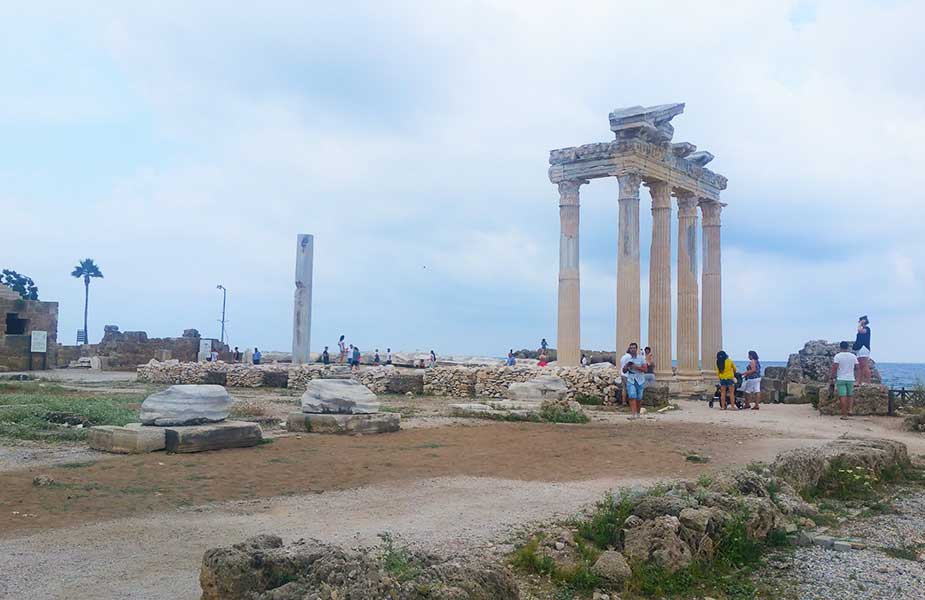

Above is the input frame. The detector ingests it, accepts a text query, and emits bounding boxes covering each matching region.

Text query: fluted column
[646,181,672,378]
[701,201,723,375]
[557,180,584,366]
[616,172,642,354]
[676,191,700,376]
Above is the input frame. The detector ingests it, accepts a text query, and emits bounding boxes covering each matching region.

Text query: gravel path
[768,489,925,600]
[0,475,653,600]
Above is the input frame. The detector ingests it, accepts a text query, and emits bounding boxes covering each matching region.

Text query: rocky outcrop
[139,385,232,426]
[771,437,909,492]
[590,550,631,586]
[199,535,519,600]
[783,340,881,384]
[817,383,889,416]
[301,379,380,414]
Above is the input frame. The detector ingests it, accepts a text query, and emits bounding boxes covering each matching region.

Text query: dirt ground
[2,373,924,600]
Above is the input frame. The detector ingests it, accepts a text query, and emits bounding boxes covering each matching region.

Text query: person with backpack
[741,350,762,410]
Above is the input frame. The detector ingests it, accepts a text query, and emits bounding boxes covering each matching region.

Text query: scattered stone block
[164,421,262,453]
[787,382,806,398]
[833,540,852,552]
[449,403,493,417]
[507,375,568,402]
[812,535,834,549]
[287,412,400,435]
[140,384,232,426]
[89,423,167,454]
[301,379,380,414]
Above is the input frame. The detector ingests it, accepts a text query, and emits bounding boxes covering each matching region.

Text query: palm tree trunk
[83,277,89,345]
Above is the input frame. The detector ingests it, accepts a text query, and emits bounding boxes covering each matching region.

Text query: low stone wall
[137,361,289,387]
[423,365,668,405]
[817,383,889,416]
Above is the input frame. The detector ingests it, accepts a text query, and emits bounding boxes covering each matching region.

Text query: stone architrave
[646,181,672,377]
[139,384,232,426]
[700,202,723,374]
[292,234,314,365]
[676,193,700,376]
[616,172,642,354]
[556,180,585,367]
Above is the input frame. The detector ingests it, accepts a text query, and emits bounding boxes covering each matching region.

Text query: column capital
[674,190,699,215]
[617,171,642,199]
[645,180,671,209]
[557,179,587,205]
[700,200,724,226]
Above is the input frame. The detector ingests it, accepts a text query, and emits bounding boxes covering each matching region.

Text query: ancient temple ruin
[549,103,727,378]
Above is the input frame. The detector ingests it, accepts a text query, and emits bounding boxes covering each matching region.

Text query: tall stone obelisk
[292,234,314,365]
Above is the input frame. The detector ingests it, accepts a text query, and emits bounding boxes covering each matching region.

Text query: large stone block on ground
[164,421,262,453]
[507,375,568,401]
[140,384,232,426]
[287,412,400,434]
[301,379,379,414]
[817,383,889,416]
[448,403,493,417]
[642,381,670,406]
[772,437,908,492]
[88,423,166,454]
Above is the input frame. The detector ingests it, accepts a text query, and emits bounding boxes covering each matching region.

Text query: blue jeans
[626,379,646,400]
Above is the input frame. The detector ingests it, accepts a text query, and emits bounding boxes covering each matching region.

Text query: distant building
[0,285,58,371]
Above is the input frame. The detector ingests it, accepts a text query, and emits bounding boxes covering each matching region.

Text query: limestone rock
[632,494,693,520]
[139,384,232,426]
[300,379,379,414]
[199,536,519,600]
[287,412,400,435]
[507,375,569,401]
[89,423,167,453]
[623,515,692,573]
[590,550,631,586]
[818,383,889,416]
[772,437,909,492]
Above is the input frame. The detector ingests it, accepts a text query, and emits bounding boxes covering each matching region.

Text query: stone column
[646,181,672,377]
[701,201,723,375]
[292,234,314,365]
[675,192,700,377]
[557,180,584,366]
[616,172,642,354]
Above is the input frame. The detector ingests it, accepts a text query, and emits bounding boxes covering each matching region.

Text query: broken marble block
[507,375,569,402]
[140,384,232,426]
[300,379,380,414]
[88,423,166,454]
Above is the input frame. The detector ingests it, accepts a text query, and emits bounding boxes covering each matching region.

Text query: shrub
[541,405,590,424]
[573,394,603,406]
[576,492,636,549]
[815,458,880,500]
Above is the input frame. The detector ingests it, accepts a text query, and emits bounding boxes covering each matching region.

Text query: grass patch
[511,536,601,592]
[881,545,920,561]
[378,533,420,583]
[575,491,637,549]
[574,394,603,406]
[540,405,590,424]
[380,405,419,417]
[0,382,141,441]
[685,453,710,464]
[810,458,881,501]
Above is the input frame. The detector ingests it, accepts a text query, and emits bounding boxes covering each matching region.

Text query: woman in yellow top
[715,350,737,410]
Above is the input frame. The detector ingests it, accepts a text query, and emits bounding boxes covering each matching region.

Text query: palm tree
[71,259,103,345]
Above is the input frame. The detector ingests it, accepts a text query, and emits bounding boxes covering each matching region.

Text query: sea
[732,360,925,390]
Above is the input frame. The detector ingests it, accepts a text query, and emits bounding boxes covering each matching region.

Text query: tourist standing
[537,351,548,367]
[581,354,589,367]
[352,345,361,373]
[643,346,656,386]
[741,350,762,410]
[854,316,872,384]
[337,335,347,364]
[233,346,242,363]
[386,348,393,365]
[506,350,516,366]
[253,347,262,365]
[347,344,355,368]
[540,338,548,353]
[321,346,330,365]
[621,343,648,419]
[374,349,381,366]
[429,350,437,368]
[715,351,736,410]
[831,341,859,419]
[619,345,631,406]
[210,348,219,362]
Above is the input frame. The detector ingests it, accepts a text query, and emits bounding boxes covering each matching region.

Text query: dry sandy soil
[1,375,924,600]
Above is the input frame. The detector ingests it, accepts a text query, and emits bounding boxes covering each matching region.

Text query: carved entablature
[548,104,727,202]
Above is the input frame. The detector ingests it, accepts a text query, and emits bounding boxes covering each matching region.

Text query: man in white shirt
[620,343,648,420]
[830,341,859,420]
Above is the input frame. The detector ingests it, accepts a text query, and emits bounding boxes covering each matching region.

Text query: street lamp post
[216,285,227,345]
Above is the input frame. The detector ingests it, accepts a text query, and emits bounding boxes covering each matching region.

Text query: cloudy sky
[3,0,924,362]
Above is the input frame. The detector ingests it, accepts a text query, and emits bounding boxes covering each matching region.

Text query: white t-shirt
[620,353,647,384]
[833,351,858,381]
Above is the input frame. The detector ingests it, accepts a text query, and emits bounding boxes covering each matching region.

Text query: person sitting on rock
[830,341,858,420]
